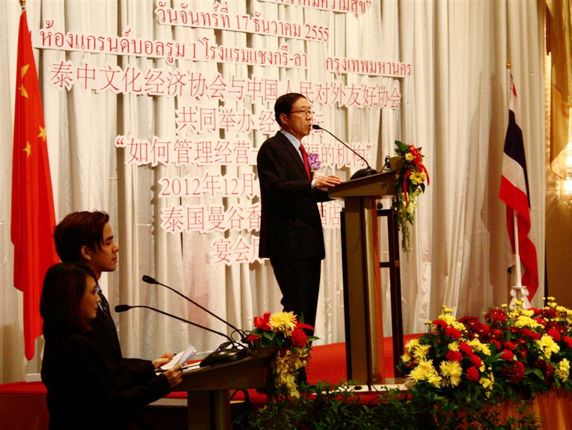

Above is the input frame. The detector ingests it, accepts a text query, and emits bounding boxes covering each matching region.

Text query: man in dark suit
[54,211,173,370]
[257,93,342,329]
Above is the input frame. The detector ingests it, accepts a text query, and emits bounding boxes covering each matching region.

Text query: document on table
[158,344,197,373]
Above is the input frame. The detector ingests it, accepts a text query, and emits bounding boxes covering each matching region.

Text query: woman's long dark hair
[40,262,97,339]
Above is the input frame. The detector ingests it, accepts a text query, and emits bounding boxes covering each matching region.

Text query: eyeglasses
[289,109,314,117]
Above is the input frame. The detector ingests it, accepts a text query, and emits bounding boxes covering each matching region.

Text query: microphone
[312,124,377,179]
[142,275,246,341]
[115,304,249,367]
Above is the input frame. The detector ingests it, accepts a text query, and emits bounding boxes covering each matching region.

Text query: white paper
[159,344,197,371]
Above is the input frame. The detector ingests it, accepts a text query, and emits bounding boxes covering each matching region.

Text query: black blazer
[257,131,330,260]
[91,293,122,366]
[92,292,153,377]
[41,331,171,430]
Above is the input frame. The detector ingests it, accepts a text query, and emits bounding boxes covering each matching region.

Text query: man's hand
[163,365,183,387]
[314,175,343,190]
[152,352,175,369]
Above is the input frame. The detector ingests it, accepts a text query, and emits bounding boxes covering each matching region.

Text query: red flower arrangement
[394,140,429,252]
[246,311,316,398]
[399,298,572,408]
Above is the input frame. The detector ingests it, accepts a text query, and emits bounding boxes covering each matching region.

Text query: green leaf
[395,140,408,153]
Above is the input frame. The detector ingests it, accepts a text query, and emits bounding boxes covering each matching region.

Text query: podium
[329,158,404,385]
[177,351,273,430]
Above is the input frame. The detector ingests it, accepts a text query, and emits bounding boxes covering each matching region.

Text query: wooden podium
[329,158,403,385]
[177,351,273,430]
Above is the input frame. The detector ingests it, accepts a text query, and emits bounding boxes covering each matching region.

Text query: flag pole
[506,64,531,310]
[509,211,531,309]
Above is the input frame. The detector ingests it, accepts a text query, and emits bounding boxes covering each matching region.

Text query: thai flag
[499,71,539,299]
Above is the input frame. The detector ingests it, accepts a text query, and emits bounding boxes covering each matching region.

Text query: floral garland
[246,311,316,398]
[399,298,572,407]
[394,140,429,252]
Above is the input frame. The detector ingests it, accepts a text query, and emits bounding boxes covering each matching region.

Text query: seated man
[54,211,171,370]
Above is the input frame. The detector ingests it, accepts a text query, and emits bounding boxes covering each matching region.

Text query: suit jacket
[257,131,330,260]
[92,293,123,366]
[93,291,152,375]
[41,331,171,430]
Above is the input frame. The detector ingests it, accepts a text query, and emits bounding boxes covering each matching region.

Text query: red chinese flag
[12,10,59,360]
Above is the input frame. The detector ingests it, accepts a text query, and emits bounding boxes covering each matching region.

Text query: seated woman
[40,262,182,430]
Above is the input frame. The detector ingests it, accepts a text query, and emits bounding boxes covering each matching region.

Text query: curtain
[0,0,545,383]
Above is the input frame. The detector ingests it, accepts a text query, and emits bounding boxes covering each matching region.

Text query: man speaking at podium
[257,93,342,331]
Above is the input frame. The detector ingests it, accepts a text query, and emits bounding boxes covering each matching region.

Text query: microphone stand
[115,304,249,367]
[142,275,247,342]
[115,304,233,343]
[312,124,377,179]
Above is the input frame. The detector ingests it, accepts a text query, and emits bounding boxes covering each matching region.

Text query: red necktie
[299,144,311,179]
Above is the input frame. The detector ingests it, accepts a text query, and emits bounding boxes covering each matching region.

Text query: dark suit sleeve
[66,336,171,421]
[257,139,328,203]
[118,357,157,386]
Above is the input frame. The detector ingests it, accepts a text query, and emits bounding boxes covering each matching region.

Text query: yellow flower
[480,373,494,397]
[480,376,493,390]
[405,153,414,161]
[536,334,560,359]
[410,360,442,388]
[269,311,297,334]
[427,373,443,388]
[448,342,459,352]
[412,344,431,360]
[521,309,534,317]
[410,171,427,185]
[405,338,420,351]
[401,354,411,363]
[439,360,462,387]
[556,358,570,382]
[437,313,466,331]
[514,315,542,329]
[442,305,454,314]
[467,339,491,356]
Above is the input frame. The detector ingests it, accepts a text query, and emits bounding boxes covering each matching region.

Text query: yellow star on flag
[19,84,28,98]
[38,126,47,141]
[23,141,32,157]
[19,64,30,98]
